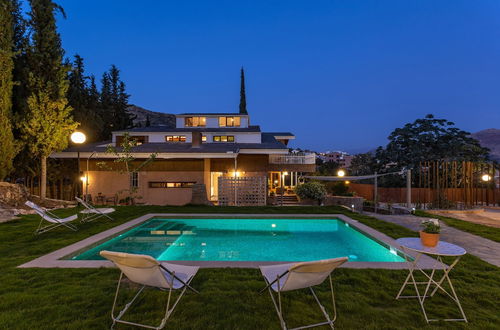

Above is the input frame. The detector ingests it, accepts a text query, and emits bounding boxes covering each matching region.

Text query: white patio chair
[75,197,115,223]
[100,250,199,330]
[259,257,348,330]
[25,201,78,235]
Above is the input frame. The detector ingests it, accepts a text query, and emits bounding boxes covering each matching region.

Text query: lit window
[212,135,235,142]
[202,136,207,142]
[218,117,241,127]
[149,182,195,188]
[185,117,206,127]
[166,135,186,142]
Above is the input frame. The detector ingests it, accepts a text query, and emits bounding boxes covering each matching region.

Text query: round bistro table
[395,237,467,323]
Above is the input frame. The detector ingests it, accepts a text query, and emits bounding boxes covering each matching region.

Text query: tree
[97,133,156,203]
[349,152,376,176]
[68,55,103,142]
[19,0,77,199]
[378,114,489,170]
[99,65,133,139]
[239,67,247,114]
[0,0,19,180]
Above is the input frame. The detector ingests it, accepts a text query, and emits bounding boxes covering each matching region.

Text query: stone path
[365,212,500,267]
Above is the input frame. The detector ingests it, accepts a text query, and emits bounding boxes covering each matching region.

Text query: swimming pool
[72,218,406,262]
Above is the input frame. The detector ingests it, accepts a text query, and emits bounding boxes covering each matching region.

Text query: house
[318,151,353,168]
[51,112,315,206]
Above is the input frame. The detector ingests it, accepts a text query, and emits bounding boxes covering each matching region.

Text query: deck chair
[75,197,115,223]
[100,250,199,330]
[25,201,78,235]
[259,257,348,330]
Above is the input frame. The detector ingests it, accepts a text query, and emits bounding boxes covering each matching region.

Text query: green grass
[0,205,499,329]
[415,210,500,243]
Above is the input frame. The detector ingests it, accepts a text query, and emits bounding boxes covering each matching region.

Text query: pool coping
[18,213,444,270]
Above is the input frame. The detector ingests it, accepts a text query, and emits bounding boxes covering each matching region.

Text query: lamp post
[71,131,86,198]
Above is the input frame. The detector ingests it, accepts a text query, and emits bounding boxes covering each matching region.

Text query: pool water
[73,218,405,262]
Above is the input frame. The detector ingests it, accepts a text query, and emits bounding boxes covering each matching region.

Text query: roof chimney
[192,131,202,148]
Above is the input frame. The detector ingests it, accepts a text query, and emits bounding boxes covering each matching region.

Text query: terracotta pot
[419,231,439,247]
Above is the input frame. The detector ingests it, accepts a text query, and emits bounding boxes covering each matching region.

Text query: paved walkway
[366,212,500,267]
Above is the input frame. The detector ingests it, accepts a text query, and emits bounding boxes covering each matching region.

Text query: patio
[0,205,498,329]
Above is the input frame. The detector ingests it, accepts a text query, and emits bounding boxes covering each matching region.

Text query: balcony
[269,153,316,165]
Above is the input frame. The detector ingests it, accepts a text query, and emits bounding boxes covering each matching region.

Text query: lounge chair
[25,201,78,235]
[259,257,348,330]
[75,197,115,223]
[100,250,199,329]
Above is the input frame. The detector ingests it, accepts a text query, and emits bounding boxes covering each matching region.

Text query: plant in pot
[419,219,441,247]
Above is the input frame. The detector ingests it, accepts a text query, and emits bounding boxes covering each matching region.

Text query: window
[149,182,195,188]
[218,116,241,127]
[116,135,148,146]
[202,135,207,142]
[130,172,139,189]
[165,135,186,142]
[184,117,206,127]
[212,135,235,142]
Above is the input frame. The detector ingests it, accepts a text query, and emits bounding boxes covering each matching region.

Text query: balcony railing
[269,153,316,165]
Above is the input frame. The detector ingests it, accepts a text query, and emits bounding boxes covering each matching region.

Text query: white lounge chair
[100,250,199,330]
[25,201,78,235]
[259,257,348,330]
[75,197,115,223]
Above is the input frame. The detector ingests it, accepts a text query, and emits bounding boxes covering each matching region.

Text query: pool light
[271,224,276,228]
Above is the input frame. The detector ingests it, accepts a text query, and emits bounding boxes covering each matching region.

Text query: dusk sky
[56,0,500,153]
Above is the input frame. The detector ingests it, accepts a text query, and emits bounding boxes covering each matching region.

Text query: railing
[269,153,316,165]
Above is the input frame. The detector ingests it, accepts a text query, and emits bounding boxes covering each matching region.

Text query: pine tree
[99,65,133,139]
[239,67,248,114]
[19,0,77,199]
[0,0,19,180]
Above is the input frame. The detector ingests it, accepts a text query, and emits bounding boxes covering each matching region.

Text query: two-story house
[51,111,315,205]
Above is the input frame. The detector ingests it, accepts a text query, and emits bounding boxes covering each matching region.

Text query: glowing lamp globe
[71,132,86,144]
[481,174,492,182]
[337,170,346,177]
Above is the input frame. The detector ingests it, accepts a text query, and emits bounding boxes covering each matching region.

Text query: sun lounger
[100,250,199,329]
[25,201,78,235]
[75,197,115,222]
[260,257,348,329]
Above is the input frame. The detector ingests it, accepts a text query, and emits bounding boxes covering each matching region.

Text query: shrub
[295,182,327,204]
[325,182,354,196]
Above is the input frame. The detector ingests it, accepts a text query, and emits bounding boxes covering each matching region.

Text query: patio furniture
[259,257,348,329]
[25,201,78,235]
[95,193,106,205]
[106,195,118,206]
[100,250,199,330]
[396,237,467,323]
[75,197,115,223]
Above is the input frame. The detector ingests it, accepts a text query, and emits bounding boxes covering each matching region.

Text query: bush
[325,182,354,196]
[295,182,327,204]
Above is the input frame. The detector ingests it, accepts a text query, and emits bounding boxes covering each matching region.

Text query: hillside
[126,105,175,128]
[472,129,500,162]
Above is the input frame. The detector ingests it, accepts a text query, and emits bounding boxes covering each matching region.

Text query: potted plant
[419,219,441,247]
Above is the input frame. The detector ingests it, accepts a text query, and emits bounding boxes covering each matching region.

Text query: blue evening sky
[56,0,500,153]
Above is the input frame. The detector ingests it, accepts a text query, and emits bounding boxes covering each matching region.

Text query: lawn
[415,210,500,243]
[0,205,499,329]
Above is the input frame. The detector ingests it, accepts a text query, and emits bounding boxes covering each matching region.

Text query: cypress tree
[0,0,19,180]
[239,67,248,114]
[19,0,77,199]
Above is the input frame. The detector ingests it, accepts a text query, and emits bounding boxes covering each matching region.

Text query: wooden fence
[218,176,267,206]
[348,183,500,207]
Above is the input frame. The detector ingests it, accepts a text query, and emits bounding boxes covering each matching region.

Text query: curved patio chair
[259,257,348,330]
[25,201,78,235]
[75,197,115,223]
[100,250,199,330]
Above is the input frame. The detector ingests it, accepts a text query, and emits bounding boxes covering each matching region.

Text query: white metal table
[395,237,467,323]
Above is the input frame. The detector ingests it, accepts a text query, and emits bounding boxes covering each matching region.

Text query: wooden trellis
[218,176,267,206]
